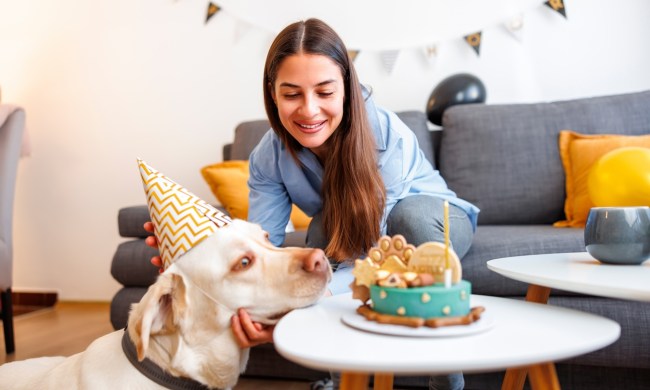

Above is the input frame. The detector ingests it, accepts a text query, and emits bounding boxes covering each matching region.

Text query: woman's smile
[295,120,327,133]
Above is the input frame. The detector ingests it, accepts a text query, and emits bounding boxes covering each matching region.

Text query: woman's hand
[143,222,164,272]
[231,308,274,348]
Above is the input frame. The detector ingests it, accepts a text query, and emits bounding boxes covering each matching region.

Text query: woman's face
[272,53,345,160]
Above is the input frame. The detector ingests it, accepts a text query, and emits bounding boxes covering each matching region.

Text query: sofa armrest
[111,240,160,286]
[118,205,152,238]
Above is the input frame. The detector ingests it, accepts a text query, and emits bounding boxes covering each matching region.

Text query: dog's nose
[303,248,328,273]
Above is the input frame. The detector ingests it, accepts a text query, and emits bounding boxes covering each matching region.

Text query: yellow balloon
[588,146,650,207]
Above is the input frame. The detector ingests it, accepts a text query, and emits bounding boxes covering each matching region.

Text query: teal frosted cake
[351,235,483,328]
[369,281,471,318]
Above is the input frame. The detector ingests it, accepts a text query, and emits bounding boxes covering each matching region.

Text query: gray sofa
[111,90,650,389]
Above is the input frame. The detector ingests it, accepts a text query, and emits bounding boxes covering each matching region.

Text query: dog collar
[121,329,220,390]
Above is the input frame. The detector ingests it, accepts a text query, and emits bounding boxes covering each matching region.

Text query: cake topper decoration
[138,159,231,269]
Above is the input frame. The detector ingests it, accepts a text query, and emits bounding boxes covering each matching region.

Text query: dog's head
[127,219,331,387]
[174,219,332,324]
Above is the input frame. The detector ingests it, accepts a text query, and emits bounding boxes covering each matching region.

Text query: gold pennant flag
[464,32,482,56]
[347,50,360,63]
[138,159,231,269]
[206,2,221,24]
[545,0,567,19]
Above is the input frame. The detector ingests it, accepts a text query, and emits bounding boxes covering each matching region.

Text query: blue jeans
[307,195,473,390]
[386,195,473,258]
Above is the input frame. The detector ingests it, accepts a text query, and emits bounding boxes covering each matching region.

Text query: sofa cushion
[439,90,650,225]
[200,160,312,230]
[551,296,650,370]
[201,160,251,221]
[463,225,585,296]
[555,131,650,227]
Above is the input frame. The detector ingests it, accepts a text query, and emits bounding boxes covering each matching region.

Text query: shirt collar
[361,84,387,151]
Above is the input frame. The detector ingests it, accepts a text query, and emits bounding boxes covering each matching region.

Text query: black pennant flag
[464,32,482,56]
[545,0,567,19]
[206,2,221,24]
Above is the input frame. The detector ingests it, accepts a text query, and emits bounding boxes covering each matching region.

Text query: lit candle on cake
[444,200,452,288]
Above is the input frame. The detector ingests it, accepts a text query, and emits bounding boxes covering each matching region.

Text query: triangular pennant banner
[464,32,482,56]
[545,0,567,19]
[504,14,524,42]
[379,50,400,74]
[205,2,221,24]
[233,19,252,43]
[422,45,438,65]
[347,50,360,63]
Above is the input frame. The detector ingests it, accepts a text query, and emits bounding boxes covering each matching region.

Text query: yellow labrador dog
[0,219,331,389]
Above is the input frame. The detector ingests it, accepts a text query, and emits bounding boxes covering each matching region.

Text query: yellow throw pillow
[554,131,650,227]
[200,160,312,230]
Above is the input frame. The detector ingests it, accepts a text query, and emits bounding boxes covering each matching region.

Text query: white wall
[1,0,649,301]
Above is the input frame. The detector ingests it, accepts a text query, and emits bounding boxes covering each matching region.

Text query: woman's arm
[247,133,294,246]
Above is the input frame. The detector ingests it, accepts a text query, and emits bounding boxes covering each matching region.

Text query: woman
[149,18,479,390]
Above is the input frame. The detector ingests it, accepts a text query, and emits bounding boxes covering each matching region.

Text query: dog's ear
[130,272,187,361]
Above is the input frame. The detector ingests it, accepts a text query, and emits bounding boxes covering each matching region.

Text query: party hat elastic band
[138,159,231,269]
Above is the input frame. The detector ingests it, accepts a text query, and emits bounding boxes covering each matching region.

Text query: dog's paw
[368,235,415,270]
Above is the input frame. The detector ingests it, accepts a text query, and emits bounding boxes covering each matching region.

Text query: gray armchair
[0,105,25,354]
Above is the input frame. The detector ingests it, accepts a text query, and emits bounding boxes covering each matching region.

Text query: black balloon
[426,73,487,126]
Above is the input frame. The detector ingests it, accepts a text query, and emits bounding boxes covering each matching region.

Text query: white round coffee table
[487,251,649,389]
[487,251,650,302]
[274,293,620,390]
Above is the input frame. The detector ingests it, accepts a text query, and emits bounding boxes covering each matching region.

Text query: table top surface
[487,252,650,302]
[274,293,619,375]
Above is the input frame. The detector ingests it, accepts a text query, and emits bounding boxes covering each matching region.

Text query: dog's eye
[232,256,253,271]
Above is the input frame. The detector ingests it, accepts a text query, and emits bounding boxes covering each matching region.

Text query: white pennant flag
[422,44,438,65]
[504,13,524,43]
[379,50,400,74]
[233,19,252,43]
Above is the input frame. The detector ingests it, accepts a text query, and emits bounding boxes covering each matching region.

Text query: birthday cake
[351,235,484,328]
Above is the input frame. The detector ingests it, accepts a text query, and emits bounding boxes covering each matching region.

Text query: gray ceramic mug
[584,206,650,265]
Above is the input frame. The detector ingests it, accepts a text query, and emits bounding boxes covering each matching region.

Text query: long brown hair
[263,18,385,261]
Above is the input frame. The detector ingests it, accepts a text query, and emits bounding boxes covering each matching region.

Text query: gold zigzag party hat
[138,159,231,269]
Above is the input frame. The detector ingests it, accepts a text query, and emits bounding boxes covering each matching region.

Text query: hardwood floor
[0,301,114,363]
[0,301,312,389]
